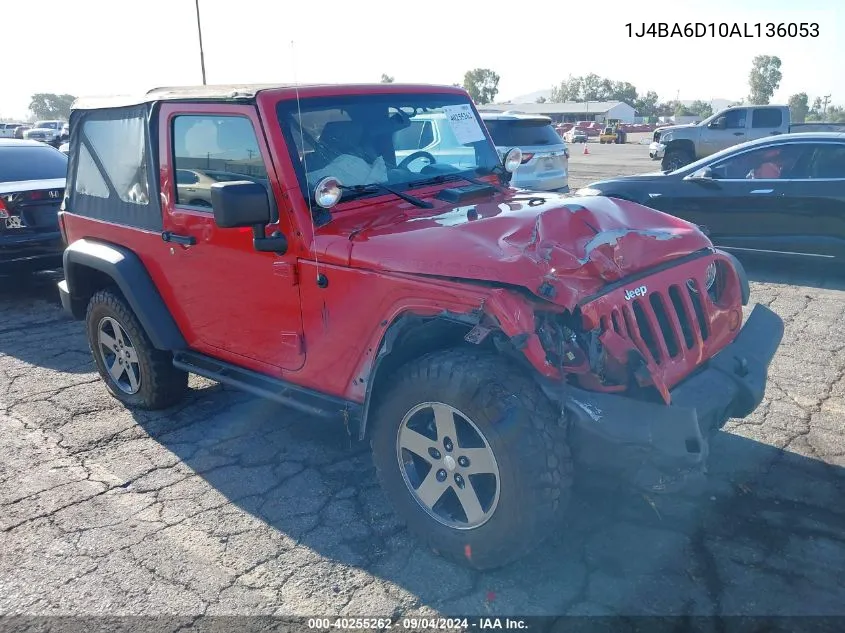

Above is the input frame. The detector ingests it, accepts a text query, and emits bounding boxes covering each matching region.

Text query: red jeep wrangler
[57,83,783,569]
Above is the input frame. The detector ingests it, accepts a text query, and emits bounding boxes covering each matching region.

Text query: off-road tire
[370,349,573,570]
[86,289,188,410]
[662,149,693,172]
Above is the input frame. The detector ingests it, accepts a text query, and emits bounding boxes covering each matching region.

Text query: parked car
[565,128,588,143]
[0,123,27,139]
[577,132,845,260]
[57,83,782,570]
[14,125,32,139]
[649,104,845,171]
[0,139,67,273]
[480,112,570,192]
[23,120,66,146]
[175,168,267,207]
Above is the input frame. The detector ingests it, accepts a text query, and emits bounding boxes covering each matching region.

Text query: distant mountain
[501,89,552,104]
[499,90,736,110]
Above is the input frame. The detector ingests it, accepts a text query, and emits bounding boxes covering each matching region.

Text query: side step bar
[173,351,362,423]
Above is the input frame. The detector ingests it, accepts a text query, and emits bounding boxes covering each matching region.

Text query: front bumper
[560,303,784,493]
[649,141,665,159]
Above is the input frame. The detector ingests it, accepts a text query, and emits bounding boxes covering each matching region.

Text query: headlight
[576,187,602,196]
[687,261,719,298]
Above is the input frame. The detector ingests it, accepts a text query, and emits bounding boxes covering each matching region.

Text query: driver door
[700,108,749,156]
[156,103,306,373]
[681,143,812,253]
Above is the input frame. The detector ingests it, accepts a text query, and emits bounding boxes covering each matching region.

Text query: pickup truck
[650,104,845,171]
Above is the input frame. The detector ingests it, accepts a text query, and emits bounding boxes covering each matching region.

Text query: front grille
[597,279,710,367]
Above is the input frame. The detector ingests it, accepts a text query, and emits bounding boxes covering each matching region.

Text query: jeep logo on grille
[624,285,648,301]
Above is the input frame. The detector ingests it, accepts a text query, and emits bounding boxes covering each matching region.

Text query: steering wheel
[398,151,436,171]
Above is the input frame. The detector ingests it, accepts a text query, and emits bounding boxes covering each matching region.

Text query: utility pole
[822,94,831,117]
[195,0,207,85]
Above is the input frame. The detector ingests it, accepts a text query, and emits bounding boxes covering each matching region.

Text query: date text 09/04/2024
[306,617,528,630]
[625,22,819,38]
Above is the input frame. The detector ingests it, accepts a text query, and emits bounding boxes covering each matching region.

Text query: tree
[29,93,76,120]
[747,55,782,105]
[462,68,500,105]
[634,91,660,117]
[788,93,809,123]
[674,102,694,117]
[380,74,394,83]
[550,75,582,102]
[688,100,713,118]
[608,81,638,105]
[536,96,547,103]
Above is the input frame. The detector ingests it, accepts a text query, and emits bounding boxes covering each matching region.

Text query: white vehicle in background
[393,111,570,192]
[0,123,27,139]
[481,112,570,192]
[23,120,66,146]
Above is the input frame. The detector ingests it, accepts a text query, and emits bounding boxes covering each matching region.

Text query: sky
[1,0,842,120]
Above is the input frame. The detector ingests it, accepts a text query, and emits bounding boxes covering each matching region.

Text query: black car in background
[0,139,68,273]
[576,133,845,261]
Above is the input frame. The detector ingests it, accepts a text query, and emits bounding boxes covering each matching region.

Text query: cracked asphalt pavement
[1,146,844,624]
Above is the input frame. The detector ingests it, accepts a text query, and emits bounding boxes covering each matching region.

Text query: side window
[175,169,200,185]
[751,108,783,128]
[171,115,268,209]
[803,144,845,179]
[723,109,747,129]
[712,144,805,180]
[82,115,149,205]
[74,145,110,198]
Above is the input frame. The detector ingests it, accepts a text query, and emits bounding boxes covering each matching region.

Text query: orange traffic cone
[583,144,589,155]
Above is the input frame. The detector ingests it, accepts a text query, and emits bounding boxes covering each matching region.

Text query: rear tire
[370,349,573,570]
[86,289,188,410]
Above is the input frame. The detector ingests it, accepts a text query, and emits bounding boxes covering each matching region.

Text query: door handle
[161,231,196,246]
[733,132,745,136]
[750,189,774,194]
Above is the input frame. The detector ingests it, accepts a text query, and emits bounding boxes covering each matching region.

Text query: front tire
[86,289,188,410]
[370,349,573,570]
[662,149,693,171]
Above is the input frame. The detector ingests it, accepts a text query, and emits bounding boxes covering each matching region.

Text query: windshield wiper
[412,171,507,192]
[341,183,433,208]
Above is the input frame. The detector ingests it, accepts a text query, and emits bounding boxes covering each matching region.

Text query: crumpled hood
[319,191,712,308]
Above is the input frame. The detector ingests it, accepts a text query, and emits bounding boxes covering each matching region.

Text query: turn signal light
[0,197,8,219]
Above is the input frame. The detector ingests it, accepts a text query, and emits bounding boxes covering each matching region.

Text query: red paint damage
[317,191,711,309]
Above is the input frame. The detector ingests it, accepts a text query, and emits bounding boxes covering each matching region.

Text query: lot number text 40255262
[625,22,819,38]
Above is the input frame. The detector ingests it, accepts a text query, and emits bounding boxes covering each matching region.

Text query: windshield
[0,145,67,183]
[484,119,562,147]
[276,93,500,201]
[34,121,60,129]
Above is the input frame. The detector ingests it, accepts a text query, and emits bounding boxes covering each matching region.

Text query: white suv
[392,111,570,193]
[480,113,570,192]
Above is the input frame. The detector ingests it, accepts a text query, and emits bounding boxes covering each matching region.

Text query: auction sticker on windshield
[442,104,486,145]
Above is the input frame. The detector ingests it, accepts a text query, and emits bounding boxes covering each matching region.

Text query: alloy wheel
[97,316,141,394]
[396,402,501,530]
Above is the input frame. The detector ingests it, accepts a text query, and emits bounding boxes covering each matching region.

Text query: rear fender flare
[63,238,186,351]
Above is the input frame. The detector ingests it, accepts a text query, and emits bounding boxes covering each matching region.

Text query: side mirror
[210,181,271,228]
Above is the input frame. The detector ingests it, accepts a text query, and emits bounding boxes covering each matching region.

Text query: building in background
[477,101,636,124]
